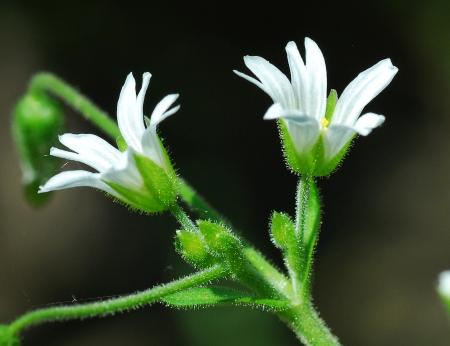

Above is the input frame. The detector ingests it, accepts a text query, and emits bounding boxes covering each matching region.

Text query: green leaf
[162,287,288,311]
[163,286,245,307]
[270,212,295,250]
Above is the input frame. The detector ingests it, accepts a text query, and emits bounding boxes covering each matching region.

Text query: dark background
[1,0,450,345]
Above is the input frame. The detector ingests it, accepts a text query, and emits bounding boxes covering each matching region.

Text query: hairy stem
[169,203,197,232]
[279,302,340,346]
[291,176,313,299]
[8,264,227,336]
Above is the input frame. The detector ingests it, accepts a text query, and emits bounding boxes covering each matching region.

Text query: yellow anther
[320,118,329,129]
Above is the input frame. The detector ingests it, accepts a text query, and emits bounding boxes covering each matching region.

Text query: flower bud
[197,220,242,257]
[175,230,212,267]
[270,212,295,250]
[12,92,64,206]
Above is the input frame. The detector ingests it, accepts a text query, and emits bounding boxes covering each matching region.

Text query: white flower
[234,37,398,172]
[438,271,450,298]
[39,72,180,209]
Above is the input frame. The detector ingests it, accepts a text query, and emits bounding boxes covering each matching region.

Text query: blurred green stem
[8,264,227,336]
[28,73,121,139]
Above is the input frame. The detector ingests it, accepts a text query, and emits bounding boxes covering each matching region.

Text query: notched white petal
[233,70,269,94]
[150,94,180,128]
[263,103,284,120]
[242,55,294,107]
[57,133,122,171]
[137,72,152,119]
[39,170,114,195]
[304,37,327,120]
[353,113,385,136]
[285,41,306,111]
[332,58,398,126]
[117,72,144,151]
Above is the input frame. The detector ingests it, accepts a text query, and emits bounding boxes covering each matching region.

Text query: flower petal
[101,148,143,189]
[332,59,398,126]
[323,125,355,160]
[117,73,145,151]
[149,94,180,128]
[353,112,385,136]
[241,55,294,107]
[39,170,115,195]
[285,41,307,111]
[304,37,327,121]
[141,128,166,168]
[233,70,269,94]
[263,103,284,120]
[136,72,152,124]
[284,118,321,154]
[57,133,122,172]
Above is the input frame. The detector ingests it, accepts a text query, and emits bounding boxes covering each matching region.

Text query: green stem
[170,203,198,232]
[290,176,313,299]
[279,302,340,346]
[28,72,121,139]
[8,264,227,336]
[242,246,293,299]
[295,175,313,243]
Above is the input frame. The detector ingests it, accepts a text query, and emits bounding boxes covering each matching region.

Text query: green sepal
[115,135,127,152]
[12,92,64,207]
[278,120,316,176]
[278,119,356,177]
[106,181,166,213]
[312,135,355,176]
[134,153,178,208]
[0,325,19,346]
[197,220,242,257]
[270,212,295,250]
[324,89,338,121]
[175,230,213,268]
[162,286,288,311]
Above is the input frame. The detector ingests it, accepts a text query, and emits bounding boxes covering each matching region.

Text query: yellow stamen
[320,118,329,129]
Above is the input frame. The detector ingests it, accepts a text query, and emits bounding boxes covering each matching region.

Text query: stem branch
[8,264,227,335]
[279,302,340,346]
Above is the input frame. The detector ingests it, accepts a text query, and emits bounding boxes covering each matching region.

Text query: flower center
[320,118,329,129]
